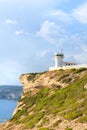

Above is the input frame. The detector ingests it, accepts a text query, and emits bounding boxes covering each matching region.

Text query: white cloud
[5,19,17,24]
[74,54,87,64]
[15,30,24,35]
[0,61,23,85]
[37,20,87,59]
[37,49,53,58]
[66,33,87,63]
[47,3,87,24]
[72,3,87,24]
[70,33,87,52]
[79,44,87,53]
[37,20,68,45]
[48,10,72,23]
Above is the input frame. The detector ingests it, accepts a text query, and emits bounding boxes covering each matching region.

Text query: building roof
[55,53,64,57]
[63,62,77,65]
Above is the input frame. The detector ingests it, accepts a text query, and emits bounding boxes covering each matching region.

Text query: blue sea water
[0,99,17,123]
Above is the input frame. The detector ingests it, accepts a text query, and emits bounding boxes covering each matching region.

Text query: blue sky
[0,0,87,85]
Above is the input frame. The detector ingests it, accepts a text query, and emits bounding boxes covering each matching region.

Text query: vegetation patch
[58,74,69,81]
[64,110,82,120]
[74,68,87,74]
[26,111,45,129]
[27,73,37,82]
[41,117,49,124]
[79,116,87,123]
[62,77,72,83]
[53,119,62,127]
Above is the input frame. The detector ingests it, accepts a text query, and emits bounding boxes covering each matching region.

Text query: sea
[0,85,23,124]
[0,99,17,123]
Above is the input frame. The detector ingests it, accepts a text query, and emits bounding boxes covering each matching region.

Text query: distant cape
[0,85,23,100]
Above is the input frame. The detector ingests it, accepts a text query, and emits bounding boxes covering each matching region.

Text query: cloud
[37,49,53,58]
[65,33,87,63]
[74,53,87,64]
[47,3,87,24]
[37,20,87,64]
[48,10,72,23]
[15,30,24,35]
[72,2,87,24]
[0,61,23,85]
[70,33,87,52]
[37,20,87,57]
[37,20,68,46]
[5,19,17,24]
[79,44,87,53]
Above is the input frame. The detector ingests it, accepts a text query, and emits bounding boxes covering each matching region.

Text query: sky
[0,0,87,85]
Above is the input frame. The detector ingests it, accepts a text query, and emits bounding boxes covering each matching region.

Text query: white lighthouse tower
[54,53,64,68]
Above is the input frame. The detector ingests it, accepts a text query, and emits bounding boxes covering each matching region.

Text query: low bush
[53,120,62,127]
[74,68,86,74]
[58,74,69,81]
[64,110,82,120]
[79,116,87,123]
[27,73,37,82]
[62,77,72,83]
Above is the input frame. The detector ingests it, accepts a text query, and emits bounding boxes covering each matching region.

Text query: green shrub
[58,74,69,81]
[53,120,62,127]
[22,111,45,129]
[79,116,87,123]
[70,68,76,72]
[27,73,37,82]
[62,77,72,83]
[10,108,27,122]
[64,110,82,120]
[74,68,86,74]
[41,117,49,124]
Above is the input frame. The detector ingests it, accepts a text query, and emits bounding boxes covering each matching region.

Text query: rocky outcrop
[19,71,68,94]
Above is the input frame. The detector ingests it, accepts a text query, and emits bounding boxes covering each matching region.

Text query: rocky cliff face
[1,68,87,130]
[20,71,68,93]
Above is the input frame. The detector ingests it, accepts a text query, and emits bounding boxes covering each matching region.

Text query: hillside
[1,68,87,130]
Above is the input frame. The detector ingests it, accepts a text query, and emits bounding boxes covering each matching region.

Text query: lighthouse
[54,53,64,68]
[49,52,78,71]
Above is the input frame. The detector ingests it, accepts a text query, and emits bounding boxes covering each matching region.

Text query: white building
[54,53,64,68]
[49,53,85,71]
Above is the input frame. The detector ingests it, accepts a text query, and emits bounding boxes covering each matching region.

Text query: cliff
[1,68,87,130]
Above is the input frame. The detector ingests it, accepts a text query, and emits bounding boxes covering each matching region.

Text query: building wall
[55,55,64,68]
[63,62,76,66]
[49,64,87,71]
